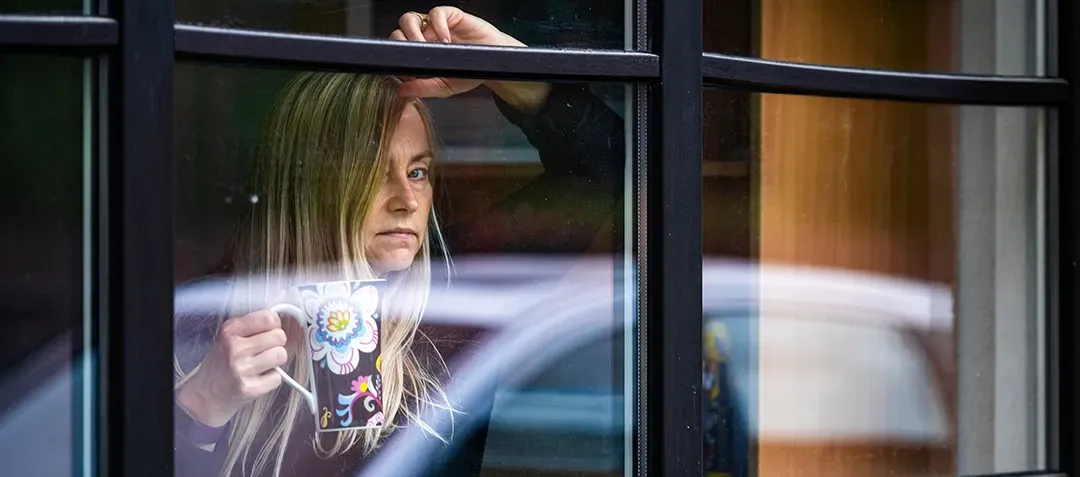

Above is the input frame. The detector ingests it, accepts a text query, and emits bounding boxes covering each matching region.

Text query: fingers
[428,7,454,43]
[236,368,283,399]
[243,327,288,355]
[218,312,286,374]
[187,309,291,412]
[397,11,426,42]
[224,330,285,388]
[221,309,281,338]
[248,345,289,375]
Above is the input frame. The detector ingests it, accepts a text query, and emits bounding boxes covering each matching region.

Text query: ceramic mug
[270,279,386,432]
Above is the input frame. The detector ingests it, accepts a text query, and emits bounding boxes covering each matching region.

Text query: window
[703,0,1045,75]
[2,0,84,14]
[0,1,1074,477]
[172,62,634,475]
[702,91,1046,476]
[177,0,628,49]
[0,54,93,475]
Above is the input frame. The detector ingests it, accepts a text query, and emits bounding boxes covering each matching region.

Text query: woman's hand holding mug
[177,309,290,427]
[179,279,386,433]
[391,6,551,111]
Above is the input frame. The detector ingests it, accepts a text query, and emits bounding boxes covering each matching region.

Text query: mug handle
[269,304,318,415]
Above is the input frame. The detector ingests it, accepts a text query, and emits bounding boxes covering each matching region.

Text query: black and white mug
[271,279,385,432]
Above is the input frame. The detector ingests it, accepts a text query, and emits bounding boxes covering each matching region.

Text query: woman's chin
[370,256,416,275]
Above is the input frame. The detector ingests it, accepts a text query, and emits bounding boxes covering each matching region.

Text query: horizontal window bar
[960,473,1067,477]
[704,52,1070,106]
[175,25,659,81]
[0,15,117,47]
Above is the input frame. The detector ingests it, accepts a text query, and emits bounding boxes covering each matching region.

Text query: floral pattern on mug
[336,374,383,427]
[366,411,385,428]
[303,282,380,375]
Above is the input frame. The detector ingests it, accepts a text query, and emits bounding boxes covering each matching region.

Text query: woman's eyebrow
[410,151,434,162]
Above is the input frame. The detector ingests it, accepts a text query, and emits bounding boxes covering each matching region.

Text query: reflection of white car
[0,256,954,477]
[730,264,953,444]
[363,256,633,476]
[364,256,955,476]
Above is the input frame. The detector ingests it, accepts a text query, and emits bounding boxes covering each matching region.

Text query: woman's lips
[377,229,417,240]
[378,232,415,240]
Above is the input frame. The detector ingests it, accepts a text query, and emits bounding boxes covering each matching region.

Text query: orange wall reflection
[756,0,957,476]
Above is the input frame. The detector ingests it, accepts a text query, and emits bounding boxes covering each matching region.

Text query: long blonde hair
[176,72,453,477]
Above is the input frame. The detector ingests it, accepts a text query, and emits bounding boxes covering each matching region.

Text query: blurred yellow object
[704,322,729,363]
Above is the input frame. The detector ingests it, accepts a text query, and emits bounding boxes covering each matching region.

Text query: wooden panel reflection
[756,0,957,476]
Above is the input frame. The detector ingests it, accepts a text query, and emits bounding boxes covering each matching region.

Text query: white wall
[956,0,1045,472]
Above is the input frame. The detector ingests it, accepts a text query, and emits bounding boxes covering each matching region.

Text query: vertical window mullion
[101,0,175,475]
[1051,0,1079,472]
[646,0,703,475]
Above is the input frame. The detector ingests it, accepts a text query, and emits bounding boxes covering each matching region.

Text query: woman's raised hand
[390,6,551,111]
[390,6,525,99]
[392,6,519,48]
[176,310,290,427]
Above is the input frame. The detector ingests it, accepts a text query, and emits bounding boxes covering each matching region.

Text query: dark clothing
[173,83,624,477]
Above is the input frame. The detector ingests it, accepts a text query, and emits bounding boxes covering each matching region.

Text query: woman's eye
[407,168,428,180]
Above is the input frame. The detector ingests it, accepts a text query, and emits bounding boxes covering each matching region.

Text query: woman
[173,7,623,477]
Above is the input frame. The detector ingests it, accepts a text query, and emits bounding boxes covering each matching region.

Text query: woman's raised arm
[392,7,625,254]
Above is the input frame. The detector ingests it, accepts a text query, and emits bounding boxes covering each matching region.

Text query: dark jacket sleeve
[442,83,625,255]
[174,408,231,477]
[173,277,232,477]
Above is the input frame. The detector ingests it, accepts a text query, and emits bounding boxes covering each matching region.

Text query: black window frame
[0,0,1075,475]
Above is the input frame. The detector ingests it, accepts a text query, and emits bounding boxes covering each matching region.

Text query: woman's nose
[386,176,419,212]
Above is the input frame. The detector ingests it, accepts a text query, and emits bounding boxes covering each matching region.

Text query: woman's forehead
[388,104,433,160]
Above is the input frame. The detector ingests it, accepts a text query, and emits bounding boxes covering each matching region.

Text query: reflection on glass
[172,61,631,477]
[704,0,1042,75]
[702,89,1045,476]
[0,55,89,476]
[178,1,627,49]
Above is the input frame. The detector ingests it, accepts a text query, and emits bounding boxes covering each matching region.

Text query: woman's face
[363,103,433,274]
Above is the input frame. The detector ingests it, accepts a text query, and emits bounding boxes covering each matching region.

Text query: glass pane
[0,55,92,475]
[178,2,628,49]
[702,89,1045,476]
[172,63,634,476]
[2,0,86,14]
[704,0,1043,75]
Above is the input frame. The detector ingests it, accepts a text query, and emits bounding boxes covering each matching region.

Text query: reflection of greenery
[0,55,82,226]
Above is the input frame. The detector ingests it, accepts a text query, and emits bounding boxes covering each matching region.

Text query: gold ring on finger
[414,12,429,30]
